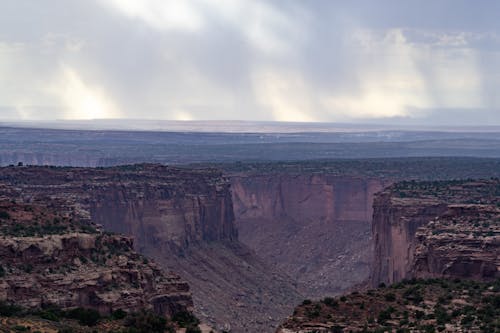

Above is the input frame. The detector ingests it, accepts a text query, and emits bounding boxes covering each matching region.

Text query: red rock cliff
[0,165,301,332]
[231,173,390,297]
[0,165,237,252]
[371,180,500,287]
[0,195,192,317]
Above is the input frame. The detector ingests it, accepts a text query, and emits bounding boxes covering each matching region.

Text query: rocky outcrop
[277,278,500,333]
[0,165,301,332]
[0,198,192,317]
[0,165,237,252]
[413,204,500,280]
[0,233,192,315]
[231,173,390,297]
[371,194,448,286]
[371,179,500,286]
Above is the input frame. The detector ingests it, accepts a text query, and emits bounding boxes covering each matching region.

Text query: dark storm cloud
[0,0,499,125]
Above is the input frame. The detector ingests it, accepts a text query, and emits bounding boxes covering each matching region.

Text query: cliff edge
[371,179,500,286]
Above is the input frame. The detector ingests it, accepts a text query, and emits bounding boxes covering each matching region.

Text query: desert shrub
[331,325,343,333]
[434,305,450,325]
[38,309,61,322]
[384,293,396,302]
[0,302,23,316]
[301,299,312,305]
[306,308,320,319]
[172,310,200,328]
[185,326,202,333]
[0,211,10,220]
[66,307,101,326]
[403,286,423,304]
[322,297,338,308]
[124,311,169,333]
[377,306,394,325]
[415,310,425,320]
[111,308,127,320]
[57,328,75,333]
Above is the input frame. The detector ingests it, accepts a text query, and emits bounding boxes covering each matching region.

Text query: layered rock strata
[0,197,192,316]
[0,165,301,332]
[371,179,500,286]
[231,173,390,297]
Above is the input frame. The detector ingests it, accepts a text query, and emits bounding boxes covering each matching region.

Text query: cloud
[1,1,500,125]
[101,0,204,32]
[47,66,120,120]
[252,67,318,122]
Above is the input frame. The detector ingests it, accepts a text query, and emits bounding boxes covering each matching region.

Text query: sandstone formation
[231,173,390,297]
[0,165,302,332]
[0,195,192,317]
[371,179,500,286]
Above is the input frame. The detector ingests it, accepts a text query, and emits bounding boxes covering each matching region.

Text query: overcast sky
[1,1,500,125]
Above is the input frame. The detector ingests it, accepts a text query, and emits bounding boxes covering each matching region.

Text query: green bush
[322,297,338,308]
[124,311,169,333]
[0,211,10,220]
[39,309,61,322]
[377,307,394,325]
[172,310,200,328]
[0,302,23,316]
[111,308,127,320]
[57,328,75,333]
[66,307,101,326]
[186,326,202,333]
[13,325,29,332]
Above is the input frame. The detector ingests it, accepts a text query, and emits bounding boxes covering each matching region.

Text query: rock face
[0,165,301,332]
[0,196,192,316]
[231,173,390,297]
[0,164,237,252]
[371,179,500,286]
[413,204,500,281]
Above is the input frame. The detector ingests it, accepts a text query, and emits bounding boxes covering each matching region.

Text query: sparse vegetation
[284,278,500,332]
[0,302,199,333]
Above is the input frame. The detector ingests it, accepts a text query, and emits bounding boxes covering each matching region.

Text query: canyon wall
[0,165,301,332]
[371,180,500,287]
[0,194,192,317]
[370,193,448,286]
[231,173,390,297]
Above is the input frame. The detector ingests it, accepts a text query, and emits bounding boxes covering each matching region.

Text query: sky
[1,1,500,125]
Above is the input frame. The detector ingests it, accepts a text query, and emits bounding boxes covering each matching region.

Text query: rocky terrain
[277,278,500,332]
[0,185,200,332]
[372,179,500,286]
[278,179,500,333]
[0,165,301,332]
[2,160,500,331]
[224,159,500,299]
[231,173,389,297]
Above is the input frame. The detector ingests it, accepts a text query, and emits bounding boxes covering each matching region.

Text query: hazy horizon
[2,119,500,133]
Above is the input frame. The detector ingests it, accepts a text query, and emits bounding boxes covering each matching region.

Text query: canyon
[231,173,390,297]
[2,156,500,331]
[278,178,500,333]
[0,165,301,332]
